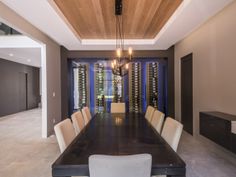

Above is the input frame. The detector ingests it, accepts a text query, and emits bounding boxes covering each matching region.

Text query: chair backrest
[54,118,76,153]
[89,154,152,177]
[161,117,183,152]
[145,106,155,122]
[84,107,92,120]
[82,108,89,125]
[110,103,126,113]
[151,110,165,133]
[71,111,85,135]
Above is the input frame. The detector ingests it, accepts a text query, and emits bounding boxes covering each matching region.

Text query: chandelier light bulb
[125,63,129,69]
[113,59,117,65]
[128,47,133,55]
[116,48,121,58]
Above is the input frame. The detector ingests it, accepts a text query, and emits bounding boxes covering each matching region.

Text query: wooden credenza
[200,111,236,153]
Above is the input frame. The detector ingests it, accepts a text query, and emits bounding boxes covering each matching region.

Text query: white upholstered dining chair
[54,118,76,153]
[161,117,183,152]
[71,111,85,135]
[89,154,152,177]
[145,106,155,122]
[84,107,92,119]
[110,102,126,113]
[152,117,183,177]
[151,110,165,133]
[82,107,92,125]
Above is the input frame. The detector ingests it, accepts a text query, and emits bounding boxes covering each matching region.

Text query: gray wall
[0,58,40,117]
[61,47,175,118]
[175,1,236,135]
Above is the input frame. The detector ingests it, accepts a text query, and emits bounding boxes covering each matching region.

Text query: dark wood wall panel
[0,59,40,117]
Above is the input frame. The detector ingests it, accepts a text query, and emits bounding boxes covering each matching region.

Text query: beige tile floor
[0,109,60,177]
[0,109,236,177]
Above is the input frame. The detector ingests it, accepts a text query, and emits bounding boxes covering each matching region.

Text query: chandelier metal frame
[111,0,133,77]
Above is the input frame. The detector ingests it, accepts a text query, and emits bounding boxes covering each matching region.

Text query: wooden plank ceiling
[53,0,183,39]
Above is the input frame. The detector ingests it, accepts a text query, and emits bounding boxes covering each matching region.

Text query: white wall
[175,1,236,135]
[0,2,61,137]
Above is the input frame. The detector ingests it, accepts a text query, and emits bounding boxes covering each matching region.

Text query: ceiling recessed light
[9,53,14,57]
[27,59,31,62]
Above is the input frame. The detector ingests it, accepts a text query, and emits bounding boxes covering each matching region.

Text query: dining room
[0,0,236,177]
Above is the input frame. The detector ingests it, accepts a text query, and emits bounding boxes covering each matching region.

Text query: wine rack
[128,62,142,113]
[73,63,89,110]
[94,63,105,113]
[146,62,159,108]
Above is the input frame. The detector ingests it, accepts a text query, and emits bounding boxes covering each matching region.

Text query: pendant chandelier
[111,0,133,77]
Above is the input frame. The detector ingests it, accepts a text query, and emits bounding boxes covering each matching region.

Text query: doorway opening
[0,22,45,137]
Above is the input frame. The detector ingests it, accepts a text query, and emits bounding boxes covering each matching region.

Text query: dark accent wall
[0,59,40,117]
[60,46,175,118]
[61,46,69,120]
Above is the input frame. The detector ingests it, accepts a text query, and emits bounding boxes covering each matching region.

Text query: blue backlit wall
[68,58,167,115]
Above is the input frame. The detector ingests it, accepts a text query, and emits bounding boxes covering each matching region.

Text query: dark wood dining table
[52,113,186,177]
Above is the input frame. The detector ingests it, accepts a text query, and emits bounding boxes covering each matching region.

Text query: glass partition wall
[112,75,123,103]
